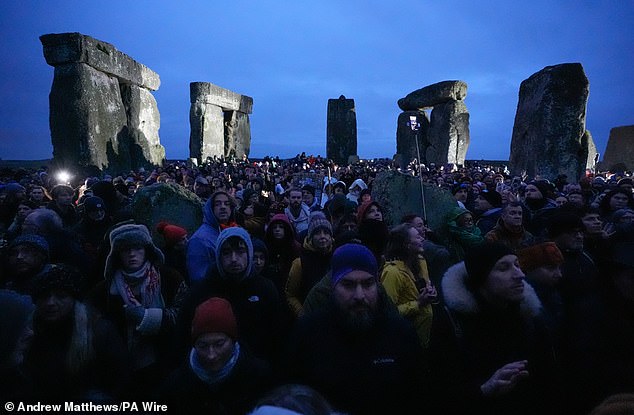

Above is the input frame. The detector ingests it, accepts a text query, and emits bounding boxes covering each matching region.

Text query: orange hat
[517,242,564,272]
[156,221,187,247]
[191,297,238,342]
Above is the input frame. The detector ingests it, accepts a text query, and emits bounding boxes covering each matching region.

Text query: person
[161,297,272,414]
[474,189,503,235]
[264,213,301,298]
[286,243,425,415]
[176,227,281,365]
[249,384,334,415]
[46,184,78,228]
[2,234,50,295]
[444,206,484,264]
[284,188,311,237]
[187,190,238,284]
[156,221,189,280]
[429,242,559,415]
[485,202,535,250]
[599,189,634,224]
[26,264,128,402]
[400,213,450,286]
[99,223,185,396]
[285,215,334,318]
[5,199,38,241]
[301,184,320,212]
[380,223,436,348]
[346,178,367,206]
[0,289,35,403]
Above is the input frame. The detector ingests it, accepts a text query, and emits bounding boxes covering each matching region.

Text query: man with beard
[286,243,425,415]
[284,188,311,238]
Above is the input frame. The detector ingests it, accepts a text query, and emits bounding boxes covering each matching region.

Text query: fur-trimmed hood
[441,262,542,318]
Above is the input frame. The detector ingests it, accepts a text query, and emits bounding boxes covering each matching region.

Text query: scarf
[111,261,164,308]
[189,342,241,386]
[220,221,239,230]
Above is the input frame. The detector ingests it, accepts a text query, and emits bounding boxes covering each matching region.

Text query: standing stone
[396,111,430,164]
[602,125,634,171]
[189,82,253,163]
[327,95,357,165]
[426,100,470,166]
[398,80,468,110]
[583,130,598,172]
[509,63,590,181]
[41,32,165,173]
[224,111,251,160]
[49,63,128,172]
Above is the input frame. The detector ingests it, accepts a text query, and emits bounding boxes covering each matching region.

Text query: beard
[337,300,377,334]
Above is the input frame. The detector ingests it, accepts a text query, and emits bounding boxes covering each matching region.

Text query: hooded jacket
[186,192,236,284]
[428,262,559,415]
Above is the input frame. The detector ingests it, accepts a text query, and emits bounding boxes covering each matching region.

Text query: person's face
[582,213,603,235]
[555,196,568,207]
[528,265,562,287]
[253,251,266,275]
[37,289,75,322]
[360,193,372,203]
[271,222,285,239]
[333,270,378,328]
[56,192,73,206]
[502,206,523,227]
[88,209,105,221]
[555,229,584,252]
[220,242,248,276]
[567,193,584,207]
[364,205,383,221]
[475,195,493,212]
[194,332,235,372]
[119,246,146,272]
[454,188,468,202]
[213,194,232,223]
[410,216,426,238]
[407,227,424,254]
[480,255,525,305]
[8,245,46,275]
[610,193,629,211]
[524,185,542,200]
[17,204,34,219]
[289,191,303,209]
[311,228,332,251]
[30,188,44,201]
[334,186,345,195]
[456,213,474,228]
[302,190,314,206]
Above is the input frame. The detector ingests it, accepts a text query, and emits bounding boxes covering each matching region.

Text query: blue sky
[0,1,632,161]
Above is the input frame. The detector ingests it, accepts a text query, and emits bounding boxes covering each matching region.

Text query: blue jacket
[186,197,224,284]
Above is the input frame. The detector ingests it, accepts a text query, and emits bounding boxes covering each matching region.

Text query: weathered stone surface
[327,95,357,165]
[398,81,467,111]
[602,125,634,171]
[396,111,430,164]
[131,183,203,246]
[509,63,589,181]
[49,63,128,172]
[583,130,598,172]
[190,82,253,113]
[40,32,160,90]
[121,84,165,168]
[372,170,456,231]
[426,100,470,166]
[190,103,225,162]
[224,111,251,160]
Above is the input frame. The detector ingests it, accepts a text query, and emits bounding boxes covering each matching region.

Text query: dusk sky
[1,1,632,161]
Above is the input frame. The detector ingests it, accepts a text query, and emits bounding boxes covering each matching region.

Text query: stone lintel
[40,32,160,91]
[190,82,253,114]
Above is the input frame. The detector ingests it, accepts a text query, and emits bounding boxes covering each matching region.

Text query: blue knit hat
[9,234,49,258]
[331,243,378,286]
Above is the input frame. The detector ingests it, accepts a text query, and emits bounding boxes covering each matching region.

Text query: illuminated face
[610,193,630,211]
[213,194,232,223]
[480,255,525,304]
[364,205,383,221]
[581,213,602,235]
[410,216,426,238]
[407,226,424,256]
[220,242,248,276]
[333,270,378,329]
[119,246,146,272]
[555,196,568,207]
[454,188,468,203]
[30,188,44,202]
[302,190,314,206]
[289,191,303,209]
[502,206,523,227]
[524,185,542,200]
[311,228,332,252]
[194,332,235,372]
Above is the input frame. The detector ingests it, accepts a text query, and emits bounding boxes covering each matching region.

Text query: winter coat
[484,220,535,251]
[380,259,433,348]
[429,262,560,415]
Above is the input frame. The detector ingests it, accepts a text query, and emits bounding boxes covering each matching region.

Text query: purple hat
[331,243,378,286]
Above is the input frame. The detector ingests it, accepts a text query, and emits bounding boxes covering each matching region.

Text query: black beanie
[464,242,514,291]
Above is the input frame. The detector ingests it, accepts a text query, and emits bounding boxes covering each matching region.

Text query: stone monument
[40,32,165,173]
[602,125,634,171]
[509,63,590,181]
[327,95,357,165]
[189,82,253,164]
[397,81,470,166]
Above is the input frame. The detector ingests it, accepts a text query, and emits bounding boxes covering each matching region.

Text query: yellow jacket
[380,258,433,348]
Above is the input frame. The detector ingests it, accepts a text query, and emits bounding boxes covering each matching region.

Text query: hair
[252,384,333,415]
[220,236,248,252]
[385,223,422,277]
[50,184,74,199]
[599,189,633,215]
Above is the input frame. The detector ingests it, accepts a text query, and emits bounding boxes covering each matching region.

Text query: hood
[104,223,164,280]
[441,262,542,318]
[446,206,472,224]
[265,213,296,244]
[349,178,368,191]
[203,191,236,228]
[214,226,253,280]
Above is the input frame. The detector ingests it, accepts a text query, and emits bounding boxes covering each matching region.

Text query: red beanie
[156,221,188,247]
[191,297,238,342]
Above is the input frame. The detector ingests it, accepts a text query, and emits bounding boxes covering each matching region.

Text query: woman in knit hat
[156,221,189,280]
[286,214,334,318]
[25,264,128,402]
[161,297,272,414]
[99,223,185,396]
[429,242,559,415]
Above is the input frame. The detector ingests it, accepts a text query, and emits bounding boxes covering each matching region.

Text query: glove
[125,305,146,327]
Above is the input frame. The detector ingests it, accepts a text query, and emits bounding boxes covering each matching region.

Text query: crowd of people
[1,152,634,415]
